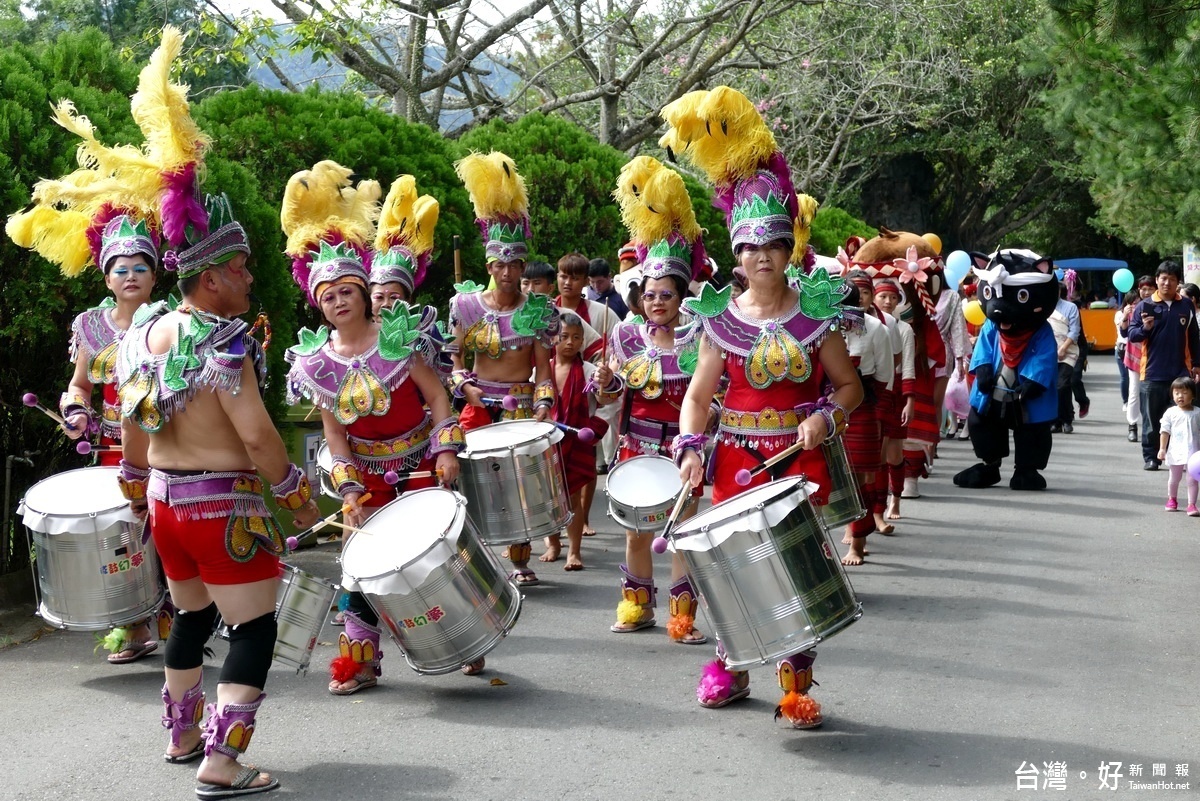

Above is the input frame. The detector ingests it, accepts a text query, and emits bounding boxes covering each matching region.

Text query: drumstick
[481,395,519,411]
[304,404,319,421]
[286,492,373,549]
[76,441,121,455]
[384,468,444,485]
[552,421,595,442]
[318,520,367,535]
[22,393,75,429]
[734,438,810,486]
[651,484,694,554]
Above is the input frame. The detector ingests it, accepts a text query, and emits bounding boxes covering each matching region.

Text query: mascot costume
[953,249,1059,490]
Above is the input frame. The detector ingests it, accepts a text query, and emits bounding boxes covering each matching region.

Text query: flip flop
[107,640,158,664]
[676,630,709,645]
[164,740,204,764]
[328,675,377,696]
[509,569,540,586]
[610,618,656,633]
[195,766,279,798]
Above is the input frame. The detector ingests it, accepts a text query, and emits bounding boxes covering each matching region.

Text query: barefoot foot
[581,524,597,537]
[564,553,584,571]
[874,513,895,535]
[886,497,901,520]
[841,540,866,566]
[539,536,561,563]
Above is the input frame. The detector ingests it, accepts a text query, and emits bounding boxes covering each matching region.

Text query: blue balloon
[1054,268,1064,280]
[1113,268,1134,294]
[945,250,971,288]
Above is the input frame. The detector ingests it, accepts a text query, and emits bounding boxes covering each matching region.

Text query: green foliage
[456,113,731,271]
[194,86,474,315]
[809,207,876,257]
[0,31,141,568]
[1043,16,1199,255]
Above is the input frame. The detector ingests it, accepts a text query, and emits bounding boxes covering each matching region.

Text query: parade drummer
[606,157,710,645]
[449,152,558,587]
[281,168,466,692]
[119,190,321,797]
[661,87,863,729]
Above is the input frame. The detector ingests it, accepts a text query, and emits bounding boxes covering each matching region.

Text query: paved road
[2,358,1196,800]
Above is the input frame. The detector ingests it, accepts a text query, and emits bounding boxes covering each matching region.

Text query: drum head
[673,477,810,545]
[316,442,333,471]
[462,420,559,458]
[606,456,681,507]
[23,467,127,518]
[342,488,464,581]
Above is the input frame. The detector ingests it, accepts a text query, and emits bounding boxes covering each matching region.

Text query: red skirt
[711,441,830,506]
[906,378,939,445]
[843,397,882,473]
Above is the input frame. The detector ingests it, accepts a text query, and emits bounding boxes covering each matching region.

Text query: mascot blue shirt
[968,319,1058,423]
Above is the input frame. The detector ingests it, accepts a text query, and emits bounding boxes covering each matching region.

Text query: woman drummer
[282,170,466,695]
[60,215,164,664]
[672,174,863,728]
[606,159,709,644]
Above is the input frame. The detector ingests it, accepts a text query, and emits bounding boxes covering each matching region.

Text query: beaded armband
[533,379,555,411]
[330,457,366,498]
[449,370,478,399]
[669,433,710,467]
[118,460,150,502]
[429,417,466,456]
[271,464,312,511]
[816,398,849,440]
[59,391,94,422]
[596,373,624,403]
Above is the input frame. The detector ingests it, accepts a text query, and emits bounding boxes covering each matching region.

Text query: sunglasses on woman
[641,291,677,302]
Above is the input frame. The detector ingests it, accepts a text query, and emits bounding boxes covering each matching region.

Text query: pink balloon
[1188,452,1200,483]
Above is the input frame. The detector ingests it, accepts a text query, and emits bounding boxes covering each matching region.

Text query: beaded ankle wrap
[667,575,700,641]
[202,692,266,760]
[162,677,205,749]
[330,612,382,683]
[775,649,822,728]
[271,464,311,511]
[615,564,656,627]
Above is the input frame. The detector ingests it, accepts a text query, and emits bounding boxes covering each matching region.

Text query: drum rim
[672,475,808,537]
[604,454,680,505]
[461,419,557,458]
[22,466,129,519]
[340,487,466,582]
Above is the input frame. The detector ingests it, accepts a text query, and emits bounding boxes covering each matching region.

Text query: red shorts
[150,500,280,585]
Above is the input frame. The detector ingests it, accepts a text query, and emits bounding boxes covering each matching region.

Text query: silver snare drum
[215,563,337,675]
[604,455,683,533]
[669,477,861,670]
[341,487,522,675]
[458,420,572,545]
[819,435,866,527]
[19,467,165,631]
[315,441,339,500]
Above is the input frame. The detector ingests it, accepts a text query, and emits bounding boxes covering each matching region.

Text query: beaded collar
[448,285,557,359]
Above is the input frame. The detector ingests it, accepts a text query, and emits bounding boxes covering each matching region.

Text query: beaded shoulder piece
[610,320,702,400]
[70,299,121,385]
[448,284,558,359]
[683,281,856,390]
[286,301,433,425]
[117,302,265,433]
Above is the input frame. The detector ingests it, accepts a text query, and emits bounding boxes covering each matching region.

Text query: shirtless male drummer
[118,195,319,799]
[449,151,558,585]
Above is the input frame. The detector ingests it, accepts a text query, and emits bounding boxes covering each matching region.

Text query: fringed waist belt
[622,416,680,455]
[347,415,433,473]
[148,469,269,521]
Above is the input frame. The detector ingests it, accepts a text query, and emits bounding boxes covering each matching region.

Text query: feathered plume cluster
[613,155,707,282]
[454,151,531,241]
[280,160,381,304]
[5,26,208,276]
[658,85,819,264]
[373,175,439,291]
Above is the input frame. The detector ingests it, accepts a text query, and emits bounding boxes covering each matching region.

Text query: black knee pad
[164,602,219,671]
[346,591,378,627]
[220,611,277,690]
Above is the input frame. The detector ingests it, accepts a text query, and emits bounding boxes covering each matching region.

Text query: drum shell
[819,436,866,527]
[315,442,339,500]
[346,491,522,675]
[459,422,572,544]
[604,455,680,534]
[673,482,861,669]
[31,520,165,632]
[274,565,337,674]
[20,467,166,631]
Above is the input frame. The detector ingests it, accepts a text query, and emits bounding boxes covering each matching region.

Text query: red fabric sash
[556,296,591,326]
[552,354,597,494]
[998,329,1035,369]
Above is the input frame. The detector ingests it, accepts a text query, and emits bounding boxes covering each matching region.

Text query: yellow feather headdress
[371,174,439,294]
[613,155,706,284]
[454,151,531,262]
